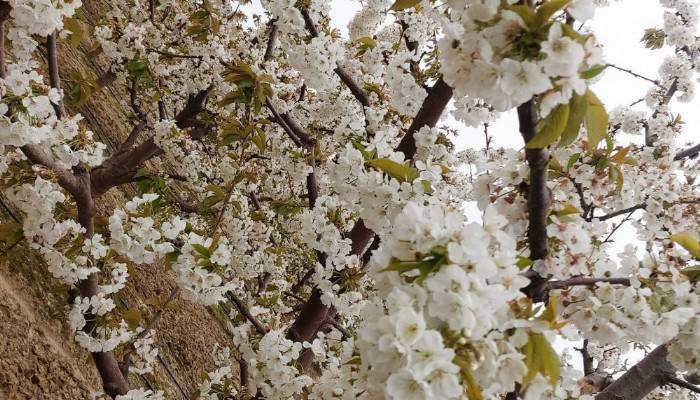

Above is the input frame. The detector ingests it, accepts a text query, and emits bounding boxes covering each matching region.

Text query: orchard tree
[0,0,699,399]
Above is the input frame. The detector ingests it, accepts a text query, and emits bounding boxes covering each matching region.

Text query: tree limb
[226,292,268,335]
[517,101,551,302]
[595,344,674,400]
[674,143,700,161]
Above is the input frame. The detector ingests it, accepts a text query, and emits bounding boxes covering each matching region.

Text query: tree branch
[225,292,268,335]
[674,143,700,161]
[546,277,631,290]
[665,374,700,394]
[605,63,663,88]
[300,9,372,111]
[47,33,65,118]
[518,100,551,302]
[595,344,674,400]
[90,88,211,195]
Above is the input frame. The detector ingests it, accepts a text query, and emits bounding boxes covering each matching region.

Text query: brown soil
[0,0,235,398]
[0,271,100,399]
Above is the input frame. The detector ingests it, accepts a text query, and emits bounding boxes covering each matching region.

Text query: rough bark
[595,344,674,400]
[517,101,551,302]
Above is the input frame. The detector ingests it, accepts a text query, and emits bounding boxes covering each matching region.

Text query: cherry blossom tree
[0,0,699,399]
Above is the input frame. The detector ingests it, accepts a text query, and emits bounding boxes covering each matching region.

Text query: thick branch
[518,101,551,302]
[263,21,278,62]
[90,88,211,195]
[665,374,700,394]
[674,143,700,161]
[395,77,453,160]
[595,344,673,400]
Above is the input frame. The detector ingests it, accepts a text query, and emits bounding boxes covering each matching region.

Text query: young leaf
[558,93,587,147]
[522,333,561,387]
[584,89,608,149]
[669,233,700,259]
[390,0,420,11]
[536,0,571,27]
[508,5,538,30]
[527,104,570,149]
[581,64,607,80]
[64,17,83,48]
[366,158,419,183]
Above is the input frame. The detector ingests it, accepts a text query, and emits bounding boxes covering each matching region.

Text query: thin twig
[606,63,663,88]
[226,292,268,335]
[121,287,179,376]
[546,277,631,290]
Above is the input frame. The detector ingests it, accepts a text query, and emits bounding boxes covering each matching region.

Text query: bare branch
[674,143,700,161]
[263,20,278,63]
[596,344,673,400]
[606,63,663,88]
[517,100,551,302]
[47,33,65,118]
[595,203,647,221]
[665,374,700,395]
[226,292,268,335]
[546,277,631,290]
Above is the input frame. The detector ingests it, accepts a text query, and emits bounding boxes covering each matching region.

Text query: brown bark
[517,101,551,302]
[90,88,211,195]
[595,344,673,400]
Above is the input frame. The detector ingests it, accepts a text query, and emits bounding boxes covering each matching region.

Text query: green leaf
[366,158,419,183]
[192,243,211,258]
[609,164,624,194]
[536,0,571,27]
[252,131,266,153]
[522,333,561,387]
[126,57,151,84]
[356,36,377,49]
[567,153,581,169]
[390,0,420,11]
[641,28,666,50]
[122,309,143,330]
[164,250,181,271]
[508,5,537,30]
[581,64,607,80]
[558,93,587,147]
[527,104,570,149]
[420,180,434,194]
[539,293,558,323]
[64,17,83,48]
[669,233,700,259]
[553,202,580,217]
[516,256,534,270]
[352,140,376,161]
[270,199,306,216]
[584,89,608,149]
